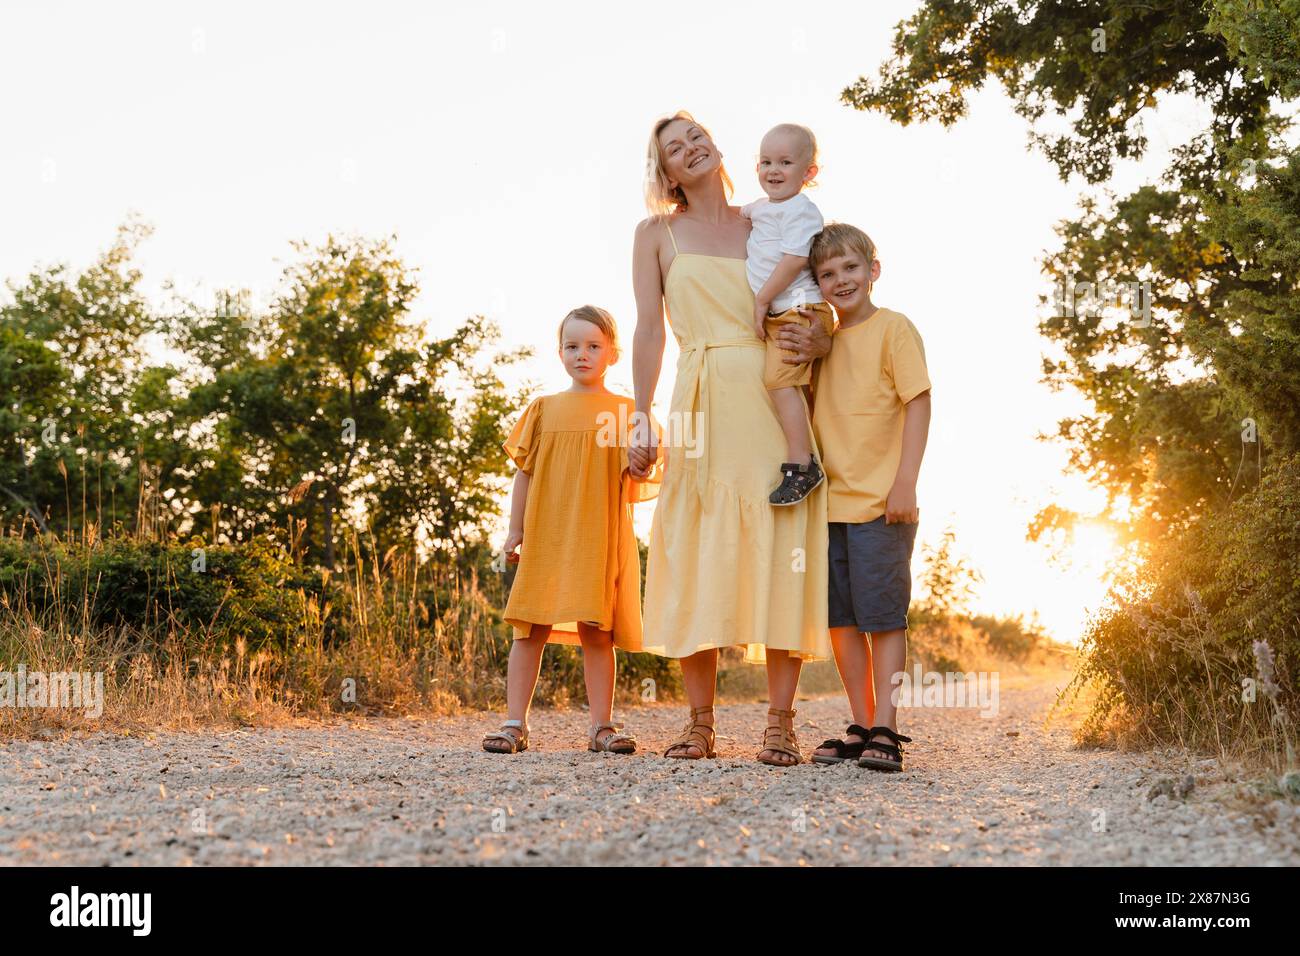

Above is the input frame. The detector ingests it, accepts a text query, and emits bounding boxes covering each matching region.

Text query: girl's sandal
[757,707,803,766]
[482,719,529,754]
[769,456,825,506]
[811,723,875,765]
[664,706,716,759]
[589,722,637,754]
[857,726,912,772]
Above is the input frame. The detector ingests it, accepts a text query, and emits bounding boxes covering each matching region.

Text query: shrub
[0,535,334,653]
[971,614,1048,662]
[1072,453,1300,764]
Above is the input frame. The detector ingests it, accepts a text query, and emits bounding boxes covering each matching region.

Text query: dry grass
[0,528,1070,740]
[0,535,516,739]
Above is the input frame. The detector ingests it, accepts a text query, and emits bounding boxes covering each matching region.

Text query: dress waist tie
[676,338,765,498]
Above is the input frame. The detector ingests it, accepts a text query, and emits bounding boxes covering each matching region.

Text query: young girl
[741,122,836,506]
[482,305,659,756]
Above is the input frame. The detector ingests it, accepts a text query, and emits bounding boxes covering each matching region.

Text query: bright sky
[1,1,1200,642]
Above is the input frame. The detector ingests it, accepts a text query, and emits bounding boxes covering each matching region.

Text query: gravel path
[2,672,1297,865]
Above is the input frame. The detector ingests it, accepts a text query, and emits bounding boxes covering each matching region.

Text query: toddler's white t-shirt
[741,192,825,313]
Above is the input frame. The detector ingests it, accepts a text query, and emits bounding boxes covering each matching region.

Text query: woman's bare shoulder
[634,215,673,252]
[636,213,672,233]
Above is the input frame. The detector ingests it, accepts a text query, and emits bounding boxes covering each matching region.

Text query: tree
[0,218,159,533]
[366,316,531,557]
[0,324,64,530]
[845,1,1300,541]
[4,223,530,567]
[916,525,983,621]
[172,235,529,566]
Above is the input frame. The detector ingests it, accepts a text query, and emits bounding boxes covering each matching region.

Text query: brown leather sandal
[664,706,716,759]
[757,707,802,766]
[589,722,637,754]
[482,720,528,754]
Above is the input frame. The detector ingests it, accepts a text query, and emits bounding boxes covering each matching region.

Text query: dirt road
[2,673,1296,865]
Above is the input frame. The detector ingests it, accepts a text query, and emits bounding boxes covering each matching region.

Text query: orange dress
[502,390,659,648]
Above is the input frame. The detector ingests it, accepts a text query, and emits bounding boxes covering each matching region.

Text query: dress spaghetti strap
[664,217,680,255]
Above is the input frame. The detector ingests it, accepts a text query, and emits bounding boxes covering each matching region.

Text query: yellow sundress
[502,390,659,649]
[642,221,830,662]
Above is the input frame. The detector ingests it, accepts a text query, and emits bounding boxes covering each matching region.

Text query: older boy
[806,223,932,772]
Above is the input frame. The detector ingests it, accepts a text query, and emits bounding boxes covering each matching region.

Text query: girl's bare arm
[504,468,530,558]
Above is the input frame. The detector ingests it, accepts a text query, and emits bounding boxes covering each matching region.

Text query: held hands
[884,480,919,525]
[503,528,523,564]
[628,415,660,480]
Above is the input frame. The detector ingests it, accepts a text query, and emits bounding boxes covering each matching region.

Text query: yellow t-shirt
[812,307,931,523]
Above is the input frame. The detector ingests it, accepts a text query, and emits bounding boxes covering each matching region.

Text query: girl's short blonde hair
[809,222,877,273]
[558,305,621,361]
[644,110,735,217]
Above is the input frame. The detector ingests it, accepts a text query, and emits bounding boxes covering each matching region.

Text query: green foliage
[856,5,1298,762]
[1210,0,1300,98]
[970,613,1047,662]
[845,0,1280,184]
[0,535,332,653]
[914,525,983,623]
[0,225,529,567]
[850,1,1300,543]
[0,219,159,533]
[1072,454,1300,756]
[167,234,530,566]
[0,324,65,531]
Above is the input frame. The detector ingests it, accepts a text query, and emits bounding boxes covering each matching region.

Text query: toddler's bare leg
[771,386,812,464]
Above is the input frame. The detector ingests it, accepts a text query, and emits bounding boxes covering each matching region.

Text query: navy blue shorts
[827,517,919,633]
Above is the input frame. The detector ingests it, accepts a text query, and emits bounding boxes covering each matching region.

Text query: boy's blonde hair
[809,222,877,274]
[644,110,735,216]
[558,305,621,361]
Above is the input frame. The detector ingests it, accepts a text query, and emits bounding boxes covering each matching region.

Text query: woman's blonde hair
[644,110,735,217]
[558,305,621,361]
[809,222,877,273]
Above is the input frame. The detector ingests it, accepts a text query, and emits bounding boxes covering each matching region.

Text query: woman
[628,111,831,766]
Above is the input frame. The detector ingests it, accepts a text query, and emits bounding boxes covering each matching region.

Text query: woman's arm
[504,468,530,562]
[629,218,666,478]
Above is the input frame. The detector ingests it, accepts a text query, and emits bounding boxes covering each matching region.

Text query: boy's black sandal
[769,455,825,506]
[811,723,874,765]
[857,726,912,772]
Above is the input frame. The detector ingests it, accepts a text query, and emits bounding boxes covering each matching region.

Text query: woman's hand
[503,528,523,564]
[775,310,832,364]
[628,413,660,479]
